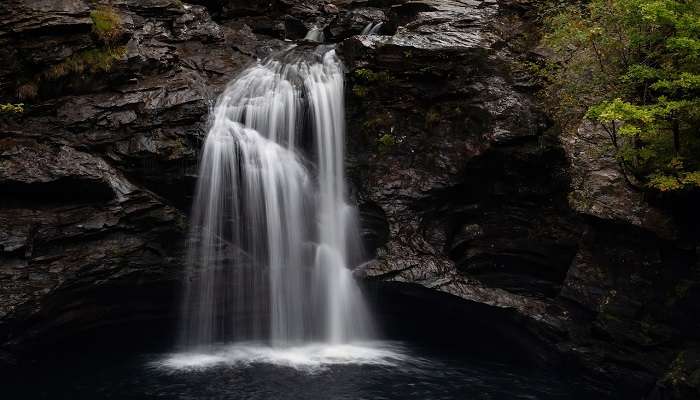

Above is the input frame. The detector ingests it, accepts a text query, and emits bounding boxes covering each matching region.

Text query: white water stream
[181,48,373,349]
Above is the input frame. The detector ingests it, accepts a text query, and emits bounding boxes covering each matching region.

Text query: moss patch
[46,46,127,79]
[0,103,24,113]
[90,6,123,45]
[377,133,396,148]
[352,85,368,98]
[354,68,393,83]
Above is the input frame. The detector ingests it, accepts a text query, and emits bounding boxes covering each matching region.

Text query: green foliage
[53,6,126,79]
[90,6,123,45]
[541,0,700,192]
[352,85,368,97]
[649,169,700,191]
[45,46,127,79]
[351,68,395,101]
[377,133,396,150]
[354,68,393,83]
[0,103,24,113]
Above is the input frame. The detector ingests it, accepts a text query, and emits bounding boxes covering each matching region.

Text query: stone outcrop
[338,1,699,398]
[0,0,271,362]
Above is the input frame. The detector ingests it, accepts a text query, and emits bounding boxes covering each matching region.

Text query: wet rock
[0,139,186,355]
[0,0,276,357]
[328,7,386,40]
[563,120,675,239]
[0,0,93,94]
[1,0,281,209]
[341,0,699,396]
[343,0,561,302]
[0,140,124,194]
[357,201,390,258]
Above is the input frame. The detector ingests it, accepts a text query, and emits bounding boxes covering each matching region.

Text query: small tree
[542,0,700,192]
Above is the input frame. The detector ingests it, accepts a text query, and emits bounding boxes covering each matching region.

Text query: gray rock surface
[0,0,276,358]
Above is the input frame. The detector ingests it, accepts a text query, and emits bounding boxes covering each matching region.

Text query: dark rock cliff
[0,1,698,398]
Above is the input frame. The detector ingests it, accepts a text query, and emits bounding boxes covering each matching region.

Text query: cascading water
[361,22,384,35]
[304,26,325,42]
[180,47,373,348]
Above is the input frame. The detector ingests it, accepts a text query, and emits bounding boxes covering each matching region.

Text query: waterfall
[361,22,384,35]
[304,27,325,42]
[181,48,373,348]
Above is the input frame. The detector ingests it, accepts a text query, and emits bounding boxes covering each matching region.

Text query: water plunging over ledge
[180,47,374,348]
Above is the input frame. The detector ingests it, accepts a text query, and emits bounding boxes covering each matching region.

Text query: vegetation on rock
[90,6,123,45]
[540,0,700,192]
[45,46,127,79]
[354,68,393,83]
[13,5,126,101]
[0,103,24,113]
[377,132,397,150]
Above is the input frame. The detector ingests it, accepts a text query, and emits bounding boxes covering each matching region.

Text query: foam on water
[154,342,413,372]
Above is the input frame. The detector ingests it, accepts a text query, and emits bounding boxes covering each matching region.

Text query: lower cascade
[180,47,374,348]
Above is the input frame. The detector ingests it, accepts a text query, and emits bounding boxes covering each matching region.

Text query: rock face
[338,0,699,398]
[1,1,698,398]
[0,0,278,361]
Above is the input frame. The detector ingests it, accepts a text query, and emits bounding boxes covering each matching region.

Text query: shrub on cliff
[540,0,700,192]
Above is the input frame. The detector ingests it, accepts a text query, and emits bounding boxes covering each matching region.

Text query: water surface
[8,341,604,399]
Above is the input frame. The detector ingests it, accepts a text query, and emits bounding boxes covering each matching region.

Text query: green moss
[45,46,127,79]
[90,6,122,45]
[377,133,396,150]
[0,103,24,113]
[354,68,393,83]
[11,6,126,100]
[352,85,368,97]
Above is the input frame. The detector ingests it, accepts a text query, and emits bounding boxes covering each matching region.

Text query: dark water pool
[6,341,605,400]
